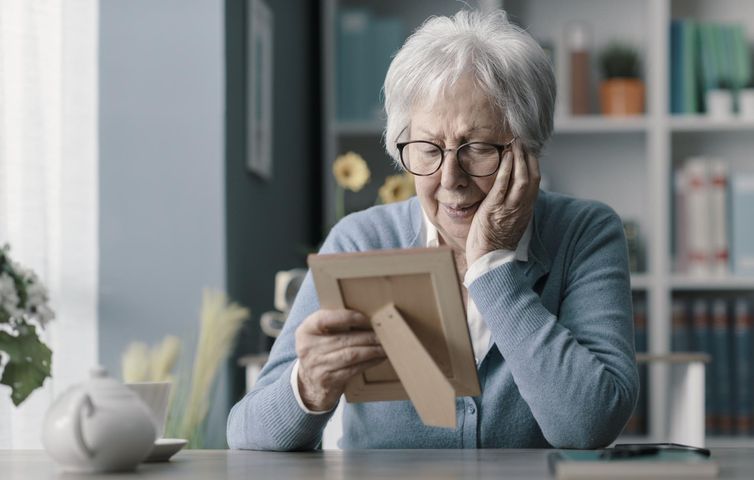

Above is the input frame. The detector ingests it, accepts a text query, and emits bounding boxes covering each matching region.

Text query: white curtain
[0,0,98,448]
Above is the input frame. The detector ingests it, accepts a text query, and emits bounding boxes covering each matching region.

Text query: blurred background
[1,0,754,450]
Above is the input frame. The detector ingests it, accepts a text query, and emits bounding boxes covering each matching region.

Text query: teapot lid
[84,366,136,399]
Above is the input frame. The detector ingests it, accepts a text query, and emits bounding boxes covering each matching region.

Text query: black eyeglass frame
[395,138,516,177]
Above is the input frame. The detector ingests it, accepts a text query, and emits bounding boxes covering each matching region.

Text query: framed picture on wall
[247,0,273,180]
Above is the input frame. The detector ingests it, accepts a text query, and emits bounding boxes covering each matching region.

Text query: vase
[599,78,645,116]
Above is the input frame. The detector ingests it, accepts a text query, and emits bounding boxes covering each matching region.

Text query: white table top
[2,448,753,479]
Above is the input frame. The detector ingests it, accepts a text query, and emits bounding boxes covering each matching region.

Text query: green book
[730,24,750,92]
[681,20,698,113]
[548,450,719,479]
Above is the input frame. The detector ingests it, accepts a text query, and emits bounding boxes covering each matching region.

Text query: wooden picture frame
[308,247,480,428]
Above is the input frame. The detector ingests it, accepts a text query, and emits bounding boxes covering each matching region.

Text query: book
[681,20,698,113]
[731,173,754,276]
[548,450,719,479]
[674,158,731,276]
[369,17,404,120]
[697,22,718,107]
[711,298,733,435]
[730,24,750,91]
[691,298,716,434]
[337,8,372,121]
[671,298,690,351]
[684,158,711,276]
[670,20,683,114]
[733,298,753,435]
[674,166,688,272]
[708,159,729,275]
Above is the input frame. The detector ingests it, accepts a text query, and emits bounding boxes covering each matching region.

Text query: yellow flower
[378,173,416,204]
[333,152,370,192]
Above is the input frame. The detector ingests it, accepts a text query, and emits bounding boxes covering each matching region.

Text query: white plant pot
[705,89,734,119]
[738,88,754,119]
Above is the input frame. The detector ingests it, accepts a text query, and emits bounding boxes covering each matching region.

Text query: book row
[672,295,754,436]
[670,19,751,115]
[674,158,754,277]
[336,8,405,122]
[625,295,754,437]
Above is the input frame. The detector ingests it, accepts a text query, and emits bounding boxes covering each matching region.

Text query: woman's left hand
[466,139,540,266]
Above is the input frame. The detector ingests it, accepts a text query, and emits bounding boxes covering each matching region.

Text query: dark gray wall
[225,0,321,403]
[99,0,227,445]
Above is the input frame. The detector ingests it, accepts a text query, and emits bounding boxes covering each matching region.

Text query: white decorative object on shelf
[705,89,734,119]
[637,353,709,448]
[274,269,307,312]
[261,268,308,338]
[739,89,754,119]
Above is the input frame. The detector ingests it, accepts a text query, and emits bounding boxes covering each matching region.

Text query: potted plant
[0,245,55,406]
[598,42,644,116]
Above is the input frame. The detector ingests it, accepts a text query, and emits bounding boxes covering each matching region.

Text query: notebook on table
[548,448,719,479]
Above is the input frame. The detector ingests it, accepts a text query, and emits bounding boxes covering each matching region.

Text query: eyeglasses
[396,138,515,177]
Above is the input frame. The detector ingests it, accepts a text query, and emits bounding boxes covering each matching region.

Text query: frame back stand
[371,303,456,428]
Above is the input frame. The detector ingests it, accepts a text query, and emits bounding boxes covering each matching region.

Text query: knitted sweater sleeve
[467,210,639,449]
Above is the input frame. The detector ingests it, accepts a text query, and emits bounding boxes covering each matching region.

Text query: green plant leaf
[599,42,640,79]
[0,322,52,406]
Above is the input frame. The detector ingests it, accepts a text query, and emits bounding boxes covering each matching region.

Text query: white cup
[126,382,172,438]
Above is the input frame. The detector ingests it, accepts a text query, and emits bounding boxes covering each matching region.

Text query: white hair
[383,9,556,164]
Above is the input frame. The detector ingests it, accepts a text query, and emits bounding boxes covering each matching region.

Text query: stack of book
[669,19,751,114]
[672,296,754,436]
[336,9,405,122]
[674,158,754,277]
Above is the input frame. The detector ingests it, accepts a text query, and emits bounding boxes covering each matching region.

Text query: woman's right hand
[295,309,386,412]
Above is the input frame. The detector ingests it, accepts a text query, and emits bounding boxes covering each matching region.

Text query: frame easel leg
[371,303,457,428]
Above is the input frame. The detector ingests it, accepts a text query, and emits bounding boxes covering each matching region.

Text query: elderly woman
[227,10,638,450]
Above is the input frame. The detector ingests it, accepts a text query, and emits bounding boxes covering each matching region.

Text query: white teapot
[42,366,157,472]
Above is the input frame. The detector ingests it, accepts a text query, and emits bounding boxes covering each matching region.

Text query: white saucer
[144,438,188,463]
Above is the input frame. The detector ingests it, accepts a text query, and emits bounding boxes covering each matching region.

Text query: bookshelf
[322,0,754,447]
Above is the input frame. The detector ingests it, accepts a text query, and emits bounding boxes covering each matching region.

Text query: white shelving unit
[322,0,754,447]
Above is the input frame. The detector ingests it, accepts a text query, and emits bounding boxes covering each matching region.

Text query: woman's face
[409,76,510,251]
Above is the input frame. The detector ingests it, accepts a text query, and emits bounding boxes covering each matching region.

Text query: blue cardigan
[227,190,638,450]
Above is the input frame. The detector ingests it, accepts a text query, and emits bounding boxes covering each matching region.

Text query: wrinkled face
[408,76,511,250]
